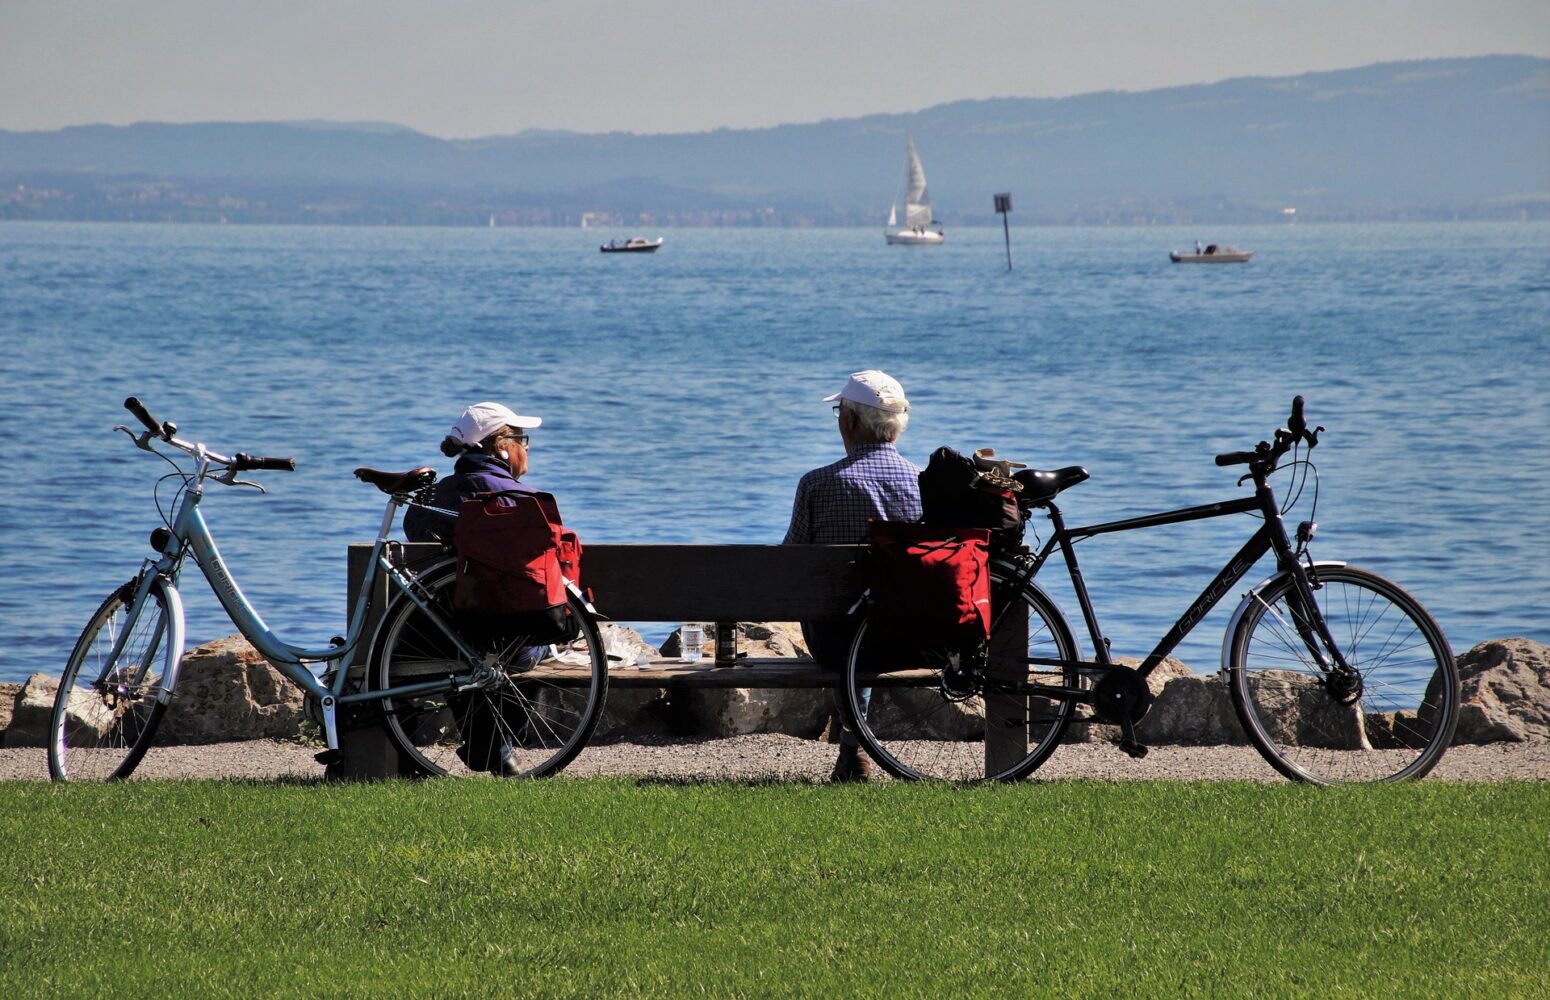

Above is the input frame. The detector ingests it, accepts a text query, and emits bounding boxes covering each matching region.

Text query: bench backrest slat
[346,543,864,632]
[584,544,863,621]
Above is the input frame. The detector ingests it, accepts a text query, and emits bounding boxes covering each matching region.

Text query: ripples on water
[1,222,1546,684]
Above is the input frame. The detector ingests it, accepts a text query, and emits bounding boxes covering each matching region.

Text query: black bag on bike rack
[919,446,1025,549]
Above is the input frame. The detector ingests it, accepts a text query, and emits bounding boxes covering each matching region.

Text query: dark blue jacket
[403,453,537,545]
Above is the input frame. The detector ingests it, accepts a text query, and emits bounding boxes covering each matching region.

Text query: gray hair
[841,398,909,443]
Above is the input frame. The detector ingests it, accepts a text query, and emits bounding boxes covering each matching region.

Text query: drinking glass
[680,623,705,663]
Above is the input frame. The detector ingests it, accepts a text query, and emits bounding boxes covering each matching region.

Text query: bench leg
[984,599,1030,777]
[325,721,411,780]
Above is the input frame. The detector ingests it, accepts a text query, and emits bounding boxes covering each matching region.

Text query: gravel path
[2,737,1547,783]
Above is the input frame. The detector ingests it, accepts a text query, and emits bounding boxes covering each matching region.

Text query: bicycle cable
[148,438,195,532]
[152,471,190,532]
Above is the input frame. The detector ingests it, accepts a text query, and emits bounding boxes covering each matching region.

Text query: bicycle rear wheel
[49,582,173,781]
[1228,565,1458,784]
[842,566,1081,782]
[371,562,608,778]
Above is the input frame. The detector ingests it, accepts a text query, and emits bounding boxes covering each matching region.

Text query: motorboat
[1170,243,1252,263]
[884,137,945,245]
[600,237,663,253]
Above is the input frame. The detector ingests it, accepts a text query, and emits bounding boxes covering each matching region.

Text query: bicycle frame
[115,448,486,750]
[1000,474,1350,687]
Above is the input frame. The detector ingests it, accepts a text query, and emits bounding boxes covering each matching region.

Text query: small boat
[600,237,663,253]
[1171,243,1253,263]
[884,137,945,245]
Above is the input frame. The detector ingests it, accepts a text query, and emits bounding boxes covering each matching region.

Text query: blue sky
[2,1,1546,137]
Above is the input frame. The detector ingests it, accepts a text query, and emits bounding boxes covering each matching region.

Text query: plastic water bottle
[680,623,704,664]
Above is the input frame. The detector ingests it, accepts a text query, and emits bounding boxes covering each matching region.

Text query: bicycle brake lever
[114,424,162,453]
[211,469,267,493]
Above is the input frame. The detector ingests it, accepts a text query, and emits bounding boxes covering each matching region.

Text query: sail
[903,137,933,228]
[887,203,897,227]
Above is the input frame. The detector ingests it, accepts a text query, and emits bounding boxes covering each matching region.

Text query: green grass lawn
[1,779,1546,998]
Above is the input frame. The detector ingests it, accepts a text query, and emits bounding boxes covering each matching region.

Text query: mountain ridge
[3,56,1545,225]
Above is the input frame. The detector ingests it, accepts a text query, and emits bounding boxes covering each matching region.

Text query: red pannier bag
[524,491,583,591]
[866,520,992,648]
[452,490,581,646]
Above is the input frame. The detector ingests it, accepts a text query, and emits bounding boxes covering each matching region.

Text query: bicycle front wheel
[843,566,1081,782]
[1228,565,1458,784]
[372,563,608,778]
[49,582,173,781]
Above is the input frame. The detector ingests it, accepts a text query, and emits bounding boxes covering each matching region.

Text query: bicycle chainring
[1092,666,1154,725]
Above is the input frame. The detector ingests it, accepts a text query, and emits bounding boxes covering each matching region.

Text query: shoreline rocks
[1450,638,1550,743]
[4,634,1548,749]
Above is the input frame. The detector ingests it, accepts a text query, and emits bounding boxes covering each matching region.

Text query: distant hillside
[2,56,1546,225]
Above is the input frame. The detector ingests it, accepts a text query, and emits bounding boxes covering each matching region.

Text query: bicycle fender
[153,577,187,705]
[365,556,458,671]
[1218,561,1347,682]
[566,579,604,618]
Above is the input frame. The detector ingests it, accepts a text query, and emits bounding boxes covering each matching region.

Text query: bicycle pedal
[1118,740,1149,759]
[313,749,344,766]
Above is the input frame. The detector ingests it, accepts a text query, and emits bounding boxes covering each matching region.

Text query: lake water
[1,221,1546,686]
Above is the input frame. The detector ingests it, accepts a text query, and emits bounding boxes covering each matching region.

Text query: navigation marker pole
[994,193,1013,270]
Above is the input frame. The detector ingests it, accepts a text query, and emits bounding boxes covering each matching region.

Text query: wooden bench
[337,542,1030,778]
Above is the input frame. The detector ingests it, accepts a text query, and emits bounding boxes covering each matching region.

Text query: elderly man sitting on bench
[784,369,921,781]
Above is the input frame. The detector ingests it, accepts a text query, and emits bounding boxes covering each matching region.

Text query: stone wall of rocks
[4,632,1547,749]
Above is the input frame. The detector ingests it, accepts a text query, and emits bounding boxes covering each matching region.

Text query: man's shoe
[830,744,873,783]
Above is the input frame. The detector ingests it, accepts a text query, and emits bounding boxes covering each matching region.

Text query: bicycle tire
[1227,564,1458,784]
[371,561,609,778]
[842,563,1082,782]
[49,582,173,782]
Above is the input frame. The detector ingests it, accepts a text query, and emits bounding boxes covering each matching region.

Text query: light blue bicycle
[49,398,610,781]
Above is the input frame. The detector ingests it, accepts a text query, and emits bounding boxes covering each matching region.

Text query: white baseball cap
[450,401,542,447]
[823,370,909,413]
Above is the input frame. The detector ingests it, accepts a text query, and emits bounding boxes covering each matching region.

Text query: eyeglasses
[832,405,842,417]
[499,430,530,446]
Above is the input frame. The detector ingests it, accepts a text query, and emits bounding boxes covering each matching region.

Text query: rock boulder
[0,682,20,738]
[1446,638,1550,744]
[1064,657,1246,745]
[4,672,118,747]
[1136,658,1248,746]
[158,635,307,744]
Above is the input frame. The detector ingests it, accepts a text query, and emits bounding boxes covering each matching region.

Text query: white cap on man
[450,401,542,447]
[823,370,909,413]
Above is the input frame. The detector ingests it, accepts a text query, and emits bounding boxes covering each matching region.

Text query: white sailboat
[884,137,945,245]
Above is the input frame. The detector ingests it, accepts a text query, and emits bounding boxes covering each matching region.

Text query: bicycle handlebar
[1214,395,1322,472]
[119,397,296,475]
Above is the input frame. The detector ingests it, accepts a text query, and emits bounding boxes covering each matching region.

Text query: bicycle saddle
[1013,466,1090,505]
[353,466,438,494]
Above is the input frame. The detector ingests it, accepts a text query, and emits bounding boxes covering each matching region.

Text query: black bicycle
[841,397,1460,784]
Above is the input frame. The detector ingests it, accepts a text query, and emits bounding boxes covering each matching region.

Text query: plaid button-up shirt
[783,442,923,545]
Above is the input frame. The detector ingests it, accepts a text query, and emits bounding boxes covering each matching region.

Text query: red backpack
[866,520,992,648]
[452,490,582,645]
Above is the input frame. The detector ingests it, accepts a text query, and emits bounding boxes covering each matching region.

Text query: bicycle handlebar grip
[232,453,297,472]
[124,397,167,438]
[1215,451,1257,467]
[1288,395,1306,436]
